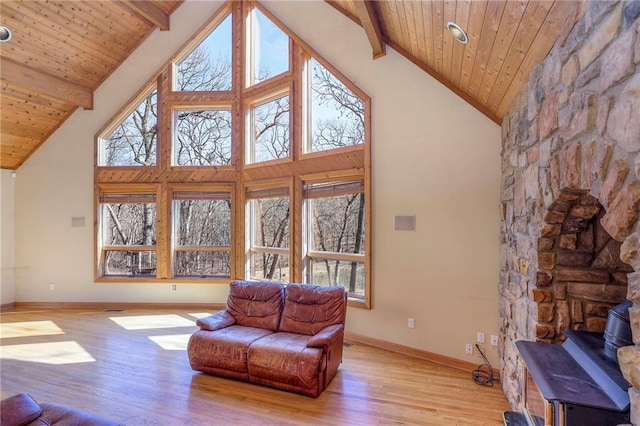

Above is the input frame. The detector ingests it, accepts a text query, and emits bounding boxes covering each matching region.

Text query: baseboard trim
[0,302,16,311]
[11,302,226,311]
[345,331,500,378]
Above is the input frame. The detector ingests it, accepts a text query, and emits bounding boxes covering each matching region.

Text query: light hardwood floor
[0,308,509,425]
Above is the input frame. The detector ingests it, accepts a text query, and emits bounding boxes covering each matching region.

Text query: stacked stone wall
[500,1,640,420]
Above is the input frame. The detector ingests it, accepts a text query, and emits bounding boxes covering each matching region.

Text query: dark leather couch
[0,393,123,426]
[187,280,347,397]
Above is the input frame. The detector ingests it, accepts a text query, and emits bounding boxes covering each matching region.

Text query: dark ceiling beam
[353,0,386,59]
[120,1,170,31]
[0,58,93,110]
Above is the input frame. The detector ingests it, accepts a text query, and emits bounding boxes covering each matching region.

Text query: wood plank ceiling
[0,0,183,170]
[0,0,584,170]
[327,0,585,124]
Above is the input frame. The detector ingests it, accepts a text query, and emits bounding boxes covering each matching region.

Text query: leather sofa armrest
[307,324,344,348]
[0,393,43,426]
[196,310,236,331]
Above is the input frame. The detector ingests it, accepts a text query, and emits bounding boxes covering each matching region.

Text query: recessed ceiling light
[0,26,12,42]
[446,22,468,44]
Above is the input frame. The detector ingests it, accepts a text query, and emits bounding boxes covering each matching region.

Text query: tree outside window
[246,188,290,282]
[173,190,232,278]
[305,181,365,298]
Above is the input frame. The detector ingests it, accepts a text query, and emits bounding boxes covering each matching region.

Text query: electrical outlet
[465,343,473,355]
[408,318,415,329]
[491,334,499,346]
[477,332,485,343]
[49,283,55,291]
[474,343,485,358]
[172,285,177,291]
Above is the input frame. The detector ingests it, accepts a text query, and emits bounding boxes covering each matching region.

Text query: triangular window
[99,87,157,166]
[175,14,232,91]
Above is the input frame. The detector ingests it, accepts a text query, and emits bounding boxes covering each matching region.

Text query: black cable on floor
[472,343,501,386]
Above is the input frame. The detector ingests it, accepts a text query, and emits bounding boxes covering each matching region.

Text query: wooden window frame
[96,184,161,282]
[244,178,293,282]
[170,183,234,281]
[94,1,372,309]
[302,172,369,306]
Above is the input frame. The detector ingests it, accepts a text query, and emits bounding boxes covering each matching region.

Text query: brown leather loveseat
[187,280,347,397]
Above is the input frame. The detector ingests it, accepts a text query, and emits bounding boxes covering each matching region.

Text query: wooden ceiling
[327,0,585,124]
[0,0,183,170]
[0,0,584,170]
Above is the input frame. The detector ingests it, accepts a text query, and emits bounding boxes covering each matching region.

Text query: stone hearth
[500,0,640,422]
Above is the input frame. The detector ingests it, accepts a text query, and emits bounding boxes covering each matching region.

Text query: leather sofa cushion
[279,284,346,335]
[188,325,274,373]
[0,393,42,426]
[227,280,284,331]
[247,332,323,389]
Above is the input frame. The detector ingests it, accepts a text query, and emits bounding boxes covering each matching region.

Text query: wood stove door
[523,365,552,426]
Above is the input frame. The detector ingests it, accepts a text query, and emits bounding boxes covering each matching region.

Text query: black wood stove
[504,302,633,426]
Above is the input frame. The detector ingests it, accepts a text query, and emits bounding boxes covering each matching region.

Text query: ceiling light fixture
[0,26,12,42]
[446,21,468,44]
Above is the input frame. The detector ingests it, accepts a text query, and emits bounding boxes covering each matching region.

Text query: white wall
[1,169,16,305]
[14,0,502,364]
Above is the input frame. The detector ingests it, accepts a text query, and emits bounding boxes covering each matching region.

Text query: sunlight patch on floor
[148,334,192,350]
[0,321,65,339]
[109,314,195,330]
[187,312,215,319]
[0,341,95,364]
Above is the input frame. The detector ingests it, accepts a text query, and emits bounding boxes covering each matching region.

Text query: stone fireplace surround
[500,0,640,422]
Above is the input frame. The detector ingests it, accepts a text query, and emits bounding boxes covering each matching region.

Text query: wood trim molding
[0,303,16,312]
[345,331,501,378]
[12,302,226,311]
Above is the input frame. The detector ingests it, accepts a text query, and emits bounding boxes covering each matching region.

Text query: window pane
[309,258,364,298]
[308,59,365,152]
[175,251,230,277]
[251,9,289,85]
[251,95,289,163]
[309,193,365,254]
[104,250,156,277]
[251,197,290,248]
[104,202,156,246]
[250,253,289,282]
[176,199,231,246]
[176,14,232,91]
[102,90,157,166]
[174,110,232,166]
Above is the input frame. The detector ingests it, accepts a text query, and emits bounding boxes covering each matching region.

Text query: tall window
[304,181,365,299]
[96,3,371,307]
[247,8,289,86]
[172,189,232,278]
[246,186,290,282]
[175,13,232,91]
[98,190,157,278]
